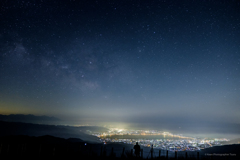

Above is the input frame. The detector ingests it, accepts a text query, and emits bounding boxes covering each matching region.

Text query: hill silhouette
[0,114,60,124]
[0,121,103,142]
[0,135,239,160]
[0,121,239,159]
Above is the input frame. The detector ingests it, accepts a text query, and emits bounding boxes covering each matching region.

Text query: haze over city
[0,0,240,139]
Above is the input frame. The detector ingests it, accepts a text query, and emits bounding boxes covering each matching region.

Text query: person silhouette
[134,142,140,157]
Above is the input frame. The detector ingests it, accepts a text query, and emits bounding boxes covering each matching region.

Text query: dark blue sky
[0,0,240,137]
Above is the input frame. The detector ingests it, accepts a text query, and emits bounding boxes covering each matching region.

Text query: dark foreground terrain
[0,121,239,159]
[0,135,239,160]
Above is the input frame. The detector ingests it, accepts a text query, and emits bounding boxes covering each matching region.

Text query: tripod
[147,145,155,159]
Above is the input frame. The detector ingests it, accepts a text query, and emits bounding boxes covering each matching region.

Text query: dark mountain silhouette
[0,135,83,144]
[0,120,239,159]
[0,121,102,142]
[0,135,239,160]
[0,114,60,124]
[0,135,87,159]
[199,144,240,160]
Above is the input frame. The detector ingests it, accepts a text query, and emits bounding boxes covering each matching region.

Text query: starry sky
[0,0,240,136]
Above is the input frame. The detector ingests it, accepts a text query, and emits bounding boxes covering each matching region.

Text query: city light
[91,128,229,152]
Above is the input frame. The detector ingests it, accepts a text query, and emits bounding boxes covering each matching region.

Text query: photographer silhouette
[134,142,140,157]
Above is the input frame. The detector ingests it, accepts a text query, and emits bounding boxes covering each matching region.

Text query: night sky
[1,0,240,136]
